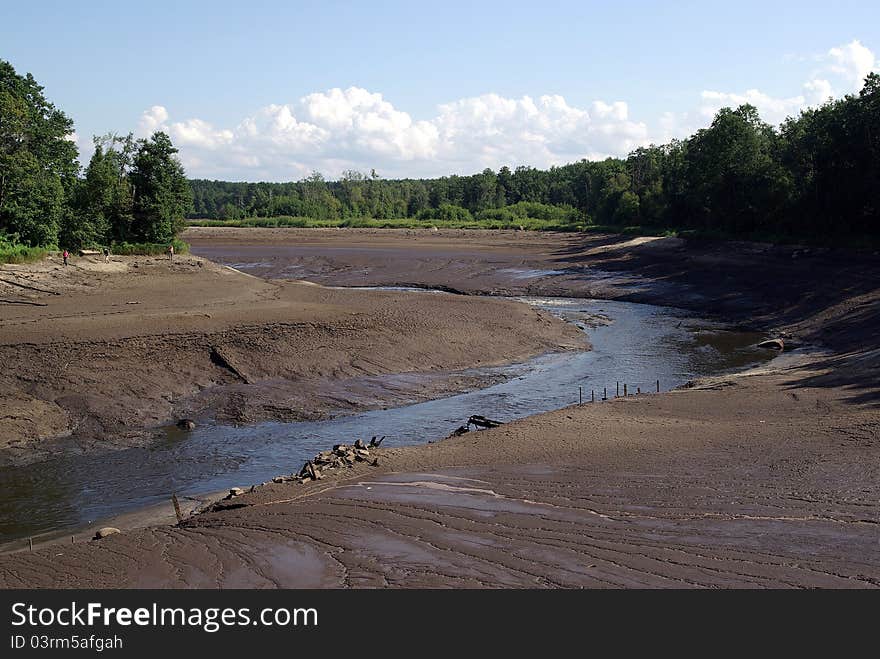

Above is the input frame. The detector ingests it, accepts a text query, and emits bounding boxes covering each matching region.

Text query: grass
[0,244,53,264]
[188,216,880,249]
[109,239,190,256]
[187,216,584,232]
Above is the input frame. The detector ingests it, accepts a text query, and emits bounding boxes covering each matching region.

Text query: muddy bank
[0,297,771,542]
[3,356,878,588]
[1,229,877,587]
[187,227,880,351]
[0,252,583,465]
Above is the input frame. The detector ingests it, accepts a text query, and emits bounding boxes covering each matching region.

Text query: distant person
[62,249,69,266]
[103,247,110,263]
[168,244,174,261]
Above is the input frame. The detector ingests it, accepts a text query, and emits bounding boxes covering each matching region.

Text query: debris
[228,487,245,497]
[452,425,470,436]
[93,527,120,540]
[368,435,385,448]
[757,338,785,351]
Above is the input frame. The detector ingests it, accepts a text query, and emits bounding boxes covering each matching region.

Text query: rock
[757,338,785,351]
[273,477,285,483]
[371,458,379,467]
[354,439,366,450]
[176,419,196,431]
[94,527,120,540]
[229,487,244,497]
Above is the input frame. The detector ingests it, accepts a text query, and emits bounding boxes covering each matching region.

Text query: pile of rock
[223,437,387,499]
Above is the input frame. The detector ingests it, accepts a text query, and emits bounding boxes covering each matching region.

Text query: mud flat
[1,228,878,587]
[0,250,583,465]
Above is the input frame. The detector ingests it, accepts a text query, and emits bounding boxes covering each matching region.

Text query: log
[467,415,503,429]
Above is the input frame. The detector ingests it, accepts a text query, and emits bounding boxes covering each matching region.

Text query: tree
[63,133,137,247]
[0,59,79,246]
[129,132,193,242]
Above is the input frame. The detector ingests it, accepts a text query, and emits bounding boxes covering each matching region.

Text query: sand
[0,228,877,588]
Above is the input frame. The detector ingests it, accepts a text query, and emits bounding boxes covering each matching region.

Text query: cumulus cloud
[827,39,876,86]
[137,105,169,136]
[128,39,875,180]
[662,39,877,139]
[135,88,650,180]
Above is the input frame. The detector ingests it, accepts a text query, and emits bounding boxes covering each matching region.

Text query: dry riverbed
[1,228,878,587]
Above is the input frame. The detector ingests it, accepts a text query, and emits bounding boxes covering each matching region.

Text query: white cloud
[827,39,876,87]
[136,88,650,180]
[137,105,169,136]
[125,39,875,181]
[660,39,877,139]
[698,89,806,126]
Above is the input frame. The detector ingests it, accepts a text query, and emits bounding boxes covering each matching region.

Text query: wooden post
[637,387,641,395]
[591,389,595,403]
[656,379,660,393]
[171,493,183,523]
[579,386,582,405]
[616,381,620,397]
[71,536,75,544]
[28,537,33,552]
[603,387,607,401]
[624,383,628,396]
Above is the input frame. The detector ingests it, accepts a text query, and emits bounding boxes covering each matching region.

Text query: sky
[2,0,879,181]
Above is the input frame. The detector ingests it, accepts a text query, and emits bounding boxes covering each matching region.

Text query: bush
[0,233,53,264]
[110,238,190,256]
[415,204,473,222]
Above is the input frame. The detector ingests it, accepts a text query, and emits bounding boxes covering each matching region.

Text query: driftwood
[0,278,60,295]
[368,435,385,448]
[467,415,503,430]
[210,345,251,383]
[0,298,48,306]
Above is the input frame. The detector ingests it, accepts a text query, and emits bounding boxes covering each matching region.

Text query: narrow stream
[0,296,768,541]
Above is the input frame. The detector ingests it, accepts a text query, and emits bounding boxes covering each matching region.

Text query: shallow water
[0,296,768,541]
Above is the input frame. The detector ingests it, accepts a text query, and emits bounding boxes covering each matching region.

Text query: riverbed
[0,293,768,542]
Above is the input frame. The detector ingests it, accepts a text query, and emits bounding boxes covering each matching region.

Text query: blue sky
[3,0,878,180]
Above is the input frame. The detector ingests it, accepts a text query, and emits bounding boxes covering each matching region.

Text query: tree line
[193,73,879,242]
[2,55,878,251]
[1,59,192,251]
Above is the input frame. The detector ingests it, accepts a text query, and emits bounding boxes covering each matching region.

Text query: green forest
[0,60,192,261]
[191,74,879,243]
[2,57,879,263]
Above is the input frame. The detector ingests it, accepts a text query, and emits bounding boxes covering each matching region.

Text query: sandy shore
[1,228,878,587]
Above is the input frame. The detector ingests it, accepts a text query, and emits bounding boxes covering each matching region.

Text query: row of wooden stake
[579,379,661,405]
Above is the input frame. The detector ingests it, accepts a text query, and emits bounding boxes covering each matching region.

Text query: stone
[176,419,196,431]
[94,527,120,540]
[229,487,244,497]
